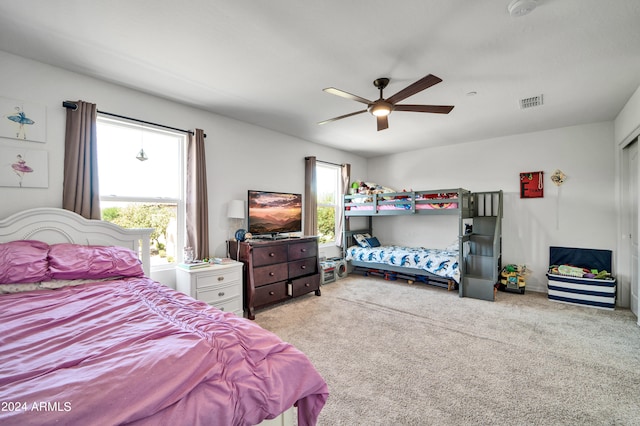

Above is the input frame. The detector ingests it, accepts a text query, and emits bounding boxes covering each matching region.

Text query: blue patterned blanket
[345,245,460,283]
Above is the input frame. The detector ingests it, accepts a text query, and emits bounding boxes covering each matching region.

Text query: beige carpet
[255,275,640,426]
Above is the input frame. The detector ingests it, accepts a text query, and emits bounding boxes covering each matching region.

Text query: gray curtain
[335,163,351,247]
[304,156,317,236]
[186,129,209,260]
[62,100,101,219]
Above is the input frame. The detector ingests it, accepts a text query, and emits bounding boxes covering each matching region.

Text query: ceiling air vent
[520,94,543,109]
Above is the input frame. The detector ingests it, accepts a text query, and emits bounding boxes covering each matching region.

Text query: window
[96,117,186,269]
[316,163,340,245]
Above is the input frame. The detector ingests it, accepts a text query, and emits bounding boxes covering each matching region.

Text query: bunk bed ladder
[461,191,503,301]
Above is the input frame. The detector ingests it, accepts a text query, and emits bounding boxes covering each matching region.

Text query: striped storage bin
[547,246,616,310]
[547,273,616,310]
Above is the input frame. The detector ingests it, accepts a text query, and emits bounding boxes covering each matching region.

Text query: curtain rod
[314,158,342,167]
[62,101,206,138]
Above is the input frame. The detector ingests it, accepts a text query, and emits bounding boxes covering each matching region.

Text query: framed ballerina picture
[0,146,48,188]
[0,97,47,143]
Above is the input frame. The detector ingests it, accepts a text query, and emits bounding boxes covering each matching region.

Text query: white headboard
[0,208,153,276]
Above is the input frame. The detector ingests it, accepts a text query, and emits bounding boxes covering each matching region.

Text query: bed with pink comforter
[0,241,328,426]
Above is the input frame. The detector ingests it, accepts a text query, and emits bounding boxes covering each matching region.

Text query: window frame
[96,116,187,271]
[316,162,341,247]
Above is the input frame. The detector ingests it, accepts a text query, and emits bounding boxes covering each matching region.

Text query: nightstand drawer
[253,263,288,286]
[288,241,317,261]
[253,245,288,266]
[196,281,242,304]
[195,269,241,289]
[210,296,243,316]
[175,262,244,316]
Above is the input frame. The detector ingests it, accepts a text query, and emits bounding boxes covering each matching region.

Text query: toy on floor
[499,264,528,294]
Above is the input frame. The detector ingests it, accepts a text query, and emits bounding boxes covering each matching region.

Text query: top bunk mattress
[348,202,458,211]
[344,189,470,216]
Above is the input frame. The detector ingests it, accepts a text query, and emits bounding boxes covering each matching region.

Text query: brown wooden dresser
[229,237,321,320]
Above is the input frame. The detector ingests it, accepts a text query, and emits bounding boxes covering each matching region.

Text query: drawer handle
[269,252,275,257]
[269,272,275,276]
[305,282,310,287]
[301,265,306,270]
[218,291,225,297]
[218,276,224,281]
[301,248,307,252]
[269,291,275,296]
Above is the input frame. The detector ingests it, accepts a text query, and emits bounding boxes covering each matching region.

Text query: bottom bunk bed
[344,230,464,291]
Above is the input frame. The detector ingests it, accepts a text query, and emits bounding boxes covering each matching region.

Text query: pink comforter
[0,278,328,425]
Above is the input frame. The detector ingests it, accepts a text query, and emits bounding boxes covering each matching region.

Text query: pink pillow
[48,244,144,280]
[0,240,50,284]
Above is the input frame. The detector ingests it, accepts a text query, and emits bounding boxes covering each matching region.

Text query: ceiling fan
[318,74,454,131]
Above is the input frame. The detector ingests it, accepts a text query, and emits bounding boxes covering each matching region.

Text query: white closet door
[624,139,638,319]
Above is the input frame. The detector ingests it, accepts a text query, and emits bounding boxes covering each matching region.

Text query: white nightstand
[175,262,244,317]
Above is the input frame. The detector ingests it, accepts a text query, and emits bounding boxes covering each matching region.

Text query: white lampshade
[227,200,245,219]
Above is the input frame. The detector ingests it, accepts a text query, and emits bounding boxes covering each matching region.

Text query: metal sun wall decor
[520,171,544,198]
[551,169,566,186]
[0,97,47,143]
[0,146,48,188]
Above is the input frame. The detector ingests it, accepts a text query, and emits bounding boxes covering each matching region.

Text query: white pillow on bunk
[353,233,371,248]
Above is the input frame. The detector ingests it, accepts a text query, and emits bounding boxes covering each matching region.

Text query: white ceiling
[1,1,639,158]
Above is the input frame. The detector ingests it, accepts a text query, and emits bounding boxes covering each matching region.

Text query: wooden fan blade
[394,104,454,114]
[323,87,372,105]
[377,115,389,131]
[385,74,443,105]
[318,109,368,125]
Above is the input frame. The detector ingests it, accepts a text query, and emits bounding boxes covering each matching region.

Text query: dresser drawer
[210,296,243,316]
[288,274,320,297]
[195,269,241,289]
[288,258,317,279]
[196,281,242,305]
[254,282,287,306]
[253,263,288,286]
[252,245,288,266]
[288,241,317,261]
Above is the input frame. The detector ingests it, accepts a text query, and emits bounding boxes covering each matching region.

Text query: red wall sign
[520,171,544,198]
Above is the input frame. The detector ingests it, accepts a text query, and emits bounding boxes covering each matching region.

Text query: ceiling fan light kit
[319,74,454,131]
[370,102,392,117]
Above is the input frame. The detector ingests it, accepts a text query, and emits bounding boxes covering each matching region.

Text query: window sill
[151,263,177,273]
[319,241,336,249]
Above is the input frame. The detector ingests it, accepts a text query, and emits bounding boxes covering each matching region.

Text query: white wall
[0,51,367,286]
[367,122,616,293]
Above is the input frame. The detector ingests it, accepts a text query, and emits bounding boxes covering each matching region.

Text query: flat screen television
[248,190,303,238]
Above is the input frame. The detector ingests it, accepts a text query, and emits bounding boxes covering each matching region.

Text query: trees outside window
[316,163,339,245]
[96,117,185,268]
